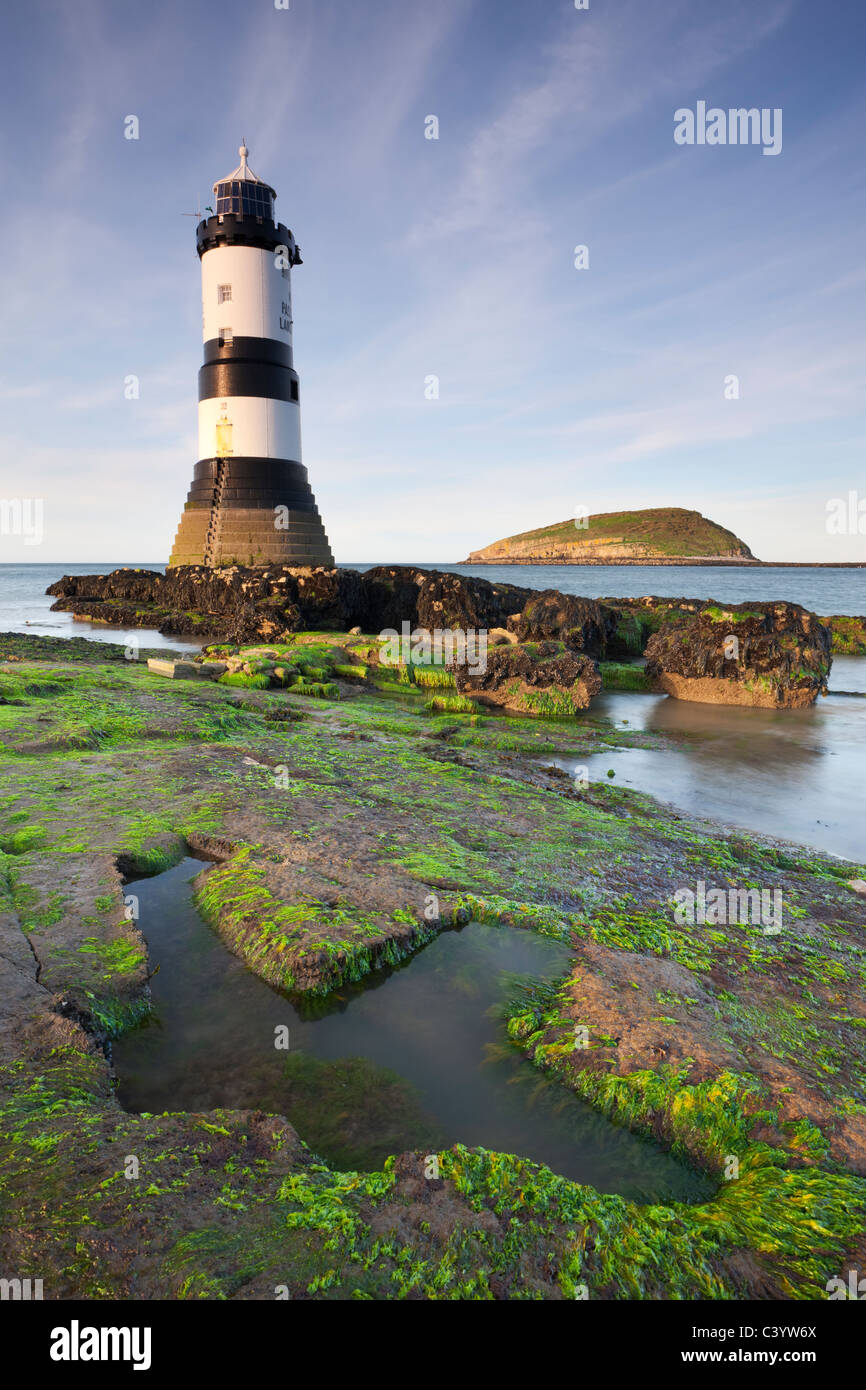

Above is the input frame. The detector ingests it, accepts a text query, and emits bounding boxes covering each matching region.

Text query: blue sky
[1,0,865,563]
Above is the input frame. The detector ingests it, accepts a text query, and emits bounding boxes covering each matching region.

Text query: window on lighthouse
[218,284,232,304]
[219,327,233,346]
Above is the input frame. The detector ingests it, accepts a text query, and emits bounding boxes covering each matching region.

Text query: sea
[2,560,864,862]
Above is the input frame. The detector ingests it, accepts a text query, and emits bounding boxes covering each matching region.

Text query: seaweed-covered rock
[508,590,616,656]
[48,565,307,642]
[46,565,536,643]
[644,602,832,708]
[291,568,362,629]
[416,570,533,633]
[454,640,602,715]
[603,596,866,660]
[600,595,706,656]
[823,614,866,656]
[359,566,533,634]
[46,569,854,681]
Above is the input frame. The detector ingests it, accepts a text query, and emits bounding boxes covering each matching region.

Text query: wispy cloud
[0,0,862,563]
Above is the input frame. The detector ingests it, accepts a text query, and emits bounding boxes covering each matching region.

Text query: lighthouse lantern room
[169,144,333,568]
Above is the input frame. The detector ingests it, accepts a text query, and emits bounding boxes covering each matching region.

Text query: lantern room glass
[214,181,274,218]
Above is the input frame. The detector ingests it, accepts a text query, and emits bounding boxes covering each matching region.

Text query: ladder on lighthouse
[203,458,228,565]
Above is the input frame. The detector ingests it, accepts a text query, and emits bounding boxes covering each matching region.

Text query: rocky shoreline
[1,622,865,1299]
[46,565,866,709]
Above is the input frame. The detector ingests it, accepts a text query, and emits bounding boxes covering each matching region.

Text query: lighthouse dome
[213,142,276,219]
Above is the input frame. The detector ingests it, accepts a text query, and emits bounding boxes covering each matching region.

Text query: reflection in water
[114,860,711,1203]
[568,657,866,863]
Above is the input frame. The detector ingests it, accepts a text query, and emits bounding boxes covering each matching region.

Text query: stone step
[146,658,201,680]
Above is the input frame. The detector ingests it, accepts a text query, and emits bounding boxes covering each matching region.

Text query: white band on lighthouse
[201,245,292,347]
[197,396,302,464]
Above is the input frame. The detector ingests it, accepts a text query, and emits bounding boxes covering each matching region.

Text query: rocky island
[464,507,758,565]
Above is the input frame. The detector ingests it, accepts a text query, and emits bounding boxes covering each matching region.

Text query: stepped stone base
[169,458,334,568]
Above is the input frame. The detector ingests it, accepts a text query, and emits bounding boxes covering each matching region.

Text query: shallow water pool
[114,858,712,1203]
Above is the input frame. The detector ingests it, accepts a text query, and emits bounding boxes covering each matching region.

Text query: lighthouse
[169,143,334,568]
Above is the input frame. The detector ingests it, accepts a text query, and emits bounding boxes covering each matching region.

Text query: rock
[604,596,866,660]
[273,666,300,687]
[823,615,866,655]
[48,564,532,642]
[454,640,602,715]
[293,567,365,630]
[48,567,307,644]
[197,661,228,678]
[47,568,858,682]
[359,566,534,635]
[507,590,616,656]
[415,570,534,633]
[146,658,200,680]
[644,602,832,708]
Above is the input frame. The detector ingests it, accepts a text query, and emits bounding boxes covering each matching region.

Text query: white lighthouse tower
[170,143,333,568]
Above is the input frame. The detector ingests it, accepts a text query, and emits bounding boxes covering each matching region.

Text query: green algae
[599,662,653,692]
[332,663,368,681]
[293,680,339,700]
[2,637,865,1299]
[824,615,866,655]
[194,847,437,995]
[703,606,765,624]
[424,694,478,713]
[0,825,47,854]
[218,672,272,690]
[508,685,593,717]
[414,666,456,689]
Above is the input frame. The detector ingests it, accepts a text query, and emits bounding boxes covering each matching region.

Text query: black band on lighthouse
[195,214,302,262]
[186,457,319,512]
[203,337,293,368]
[198,361,300,403]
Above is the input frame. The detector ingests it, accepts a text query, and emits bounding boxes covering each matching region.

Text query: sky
[0,0,865,564]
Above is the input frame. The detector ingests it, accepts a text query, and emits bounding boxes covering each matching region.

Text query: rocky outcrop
[600,594,866,660]
[506,590,616,657]
[47,565,535,645]
[643,602,832,708]
[47,564,613,654]
[361,566,534,634]
[465,507,757,564]
[46,571,851,707]
[454,641,602,715]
